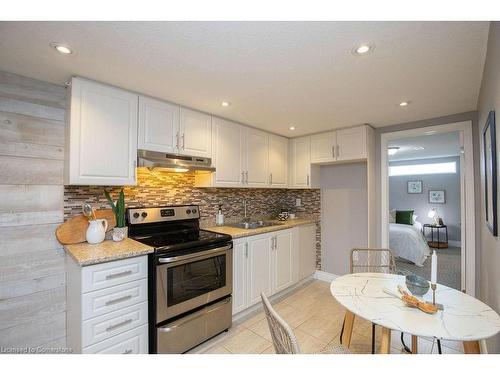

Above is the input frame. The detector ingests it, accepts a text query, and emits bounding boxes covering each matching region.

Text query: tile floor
[188,280,464,354]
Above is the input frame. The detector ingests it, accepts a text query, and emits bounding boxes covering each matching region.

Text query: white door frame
[380,120,475,295]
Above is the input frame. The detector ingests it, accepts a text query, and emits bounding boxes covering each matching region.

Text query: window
[389,162,457,177]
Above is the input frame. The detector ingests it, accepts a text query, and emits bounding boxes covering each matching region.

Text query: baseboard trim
[313,270,339,282]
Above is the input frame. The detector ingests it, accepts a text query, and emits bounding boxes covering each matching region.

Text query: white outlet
[295,198,302,207]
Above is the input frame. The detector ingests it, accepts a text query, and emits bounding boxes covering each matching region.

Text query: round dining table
[330,273,500,354]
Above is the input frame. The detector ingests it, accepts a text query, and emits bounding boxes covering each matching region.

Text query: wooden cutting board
[56,209,116,245]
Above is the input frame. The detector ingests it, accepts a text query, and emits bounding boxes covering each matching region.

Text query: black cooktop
[131,229,231,253]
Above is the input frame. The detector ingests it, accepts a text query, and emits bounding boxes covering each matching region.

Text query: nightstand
[423,224,448,249]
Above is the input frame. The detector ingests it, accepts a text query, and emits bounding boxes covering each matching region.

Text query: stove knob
[141,212,148,218]
[133,212,140,219]
[186,209,191,214]
[192,209,197,214]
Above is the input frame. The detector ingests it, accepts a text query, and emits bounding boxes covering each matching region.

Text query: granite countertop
[64,238,154,266]
[202,217,319,239]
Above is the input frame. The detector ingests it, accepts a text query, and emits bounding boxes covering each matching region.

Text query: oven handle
[157,244,232,264]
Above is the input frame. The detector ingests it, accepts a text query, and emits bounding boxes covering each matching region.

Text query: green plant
[104,189,126,228]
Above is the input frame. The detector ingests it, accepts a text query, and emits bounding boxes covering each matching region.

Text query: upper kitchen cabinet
[309,125,369,165]
[179,108,212,158]
[211,118,244,187]
[66,77,138,186]
[310,131,336,163]
[291,136,319,188]
[138,96,179,154]
[244,127,269,187]
[268,134,289,187]
[336,126,367,161]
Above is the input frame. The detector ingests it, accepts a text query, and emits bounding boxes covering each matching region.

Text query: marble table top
[330,273,500,342]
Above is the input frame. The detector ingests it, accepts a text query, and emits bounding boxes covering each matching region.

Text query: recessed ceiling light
[414,146,425,151]
[399,101,410,107]
[221,101,230,107]
[51,43,73,55]
[352,43,374,56]
[387,146,400,156]
[289,126,296,131]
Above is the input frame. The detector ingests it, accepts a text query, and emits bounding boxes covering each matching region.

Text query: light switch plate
[295,198,301,207]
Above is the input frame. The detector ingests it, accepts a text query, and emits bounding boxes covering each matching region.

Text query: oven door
[155,243,232,323]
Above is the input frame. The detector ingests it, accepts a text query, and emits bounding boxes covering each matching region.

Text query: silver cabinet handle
[105,270,133,280]
[105,295,132,306]
[106,319,133,332]
[270,173,273,185]
[245,243,248,258]
[336,145,340,158]
[332,146,335,158]
[182,133,185,150]
[123,349,133,354]
[241,171,245,184]
[245,171,249,184]
[176,132,180,150]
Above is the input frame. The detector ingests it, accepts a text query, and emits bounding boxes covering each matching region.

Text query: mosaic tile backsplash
[64,168,322,268]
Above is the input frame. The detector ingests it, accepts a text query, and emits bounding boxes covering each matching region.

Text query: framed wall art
[428,190,445,204]
[483,110,497,236]
[407,180,422,194]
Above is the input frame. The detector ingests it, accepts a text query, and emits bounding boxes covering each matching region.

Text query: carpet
[395,246,461,291]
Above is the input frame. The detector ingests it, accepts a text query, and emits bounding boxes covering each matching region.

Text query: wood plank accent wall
[0,71,67,349]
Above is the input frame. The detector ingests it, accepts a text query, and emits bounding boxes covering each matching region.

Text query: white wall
[477,21,500,354]
[320,162,367,276]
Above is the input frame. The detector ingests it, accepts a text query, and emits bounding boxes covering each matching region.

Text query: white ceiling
[0,21,489,136]
[388,132,461,161]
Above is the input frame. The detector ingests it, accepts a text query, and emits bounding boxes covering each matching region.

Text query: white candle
[431,250,437,284]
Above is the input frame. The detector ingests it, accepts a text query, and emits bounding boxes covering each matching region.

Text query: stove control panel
[127,205,200,225]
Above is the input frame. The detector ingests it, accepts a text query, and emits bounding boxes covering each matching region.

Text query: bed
[389,220,430,266]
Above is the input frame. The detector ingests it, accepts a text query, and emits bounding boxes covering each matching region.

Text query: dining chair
[340,248,396,354]
[261,292,350,354]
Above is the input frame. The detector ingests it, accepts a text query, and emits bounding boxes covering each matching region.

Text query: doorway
[381,121,476,295]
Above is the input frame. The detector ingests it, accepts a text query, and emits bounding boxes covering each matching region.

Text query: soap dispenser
[216,204,224,226]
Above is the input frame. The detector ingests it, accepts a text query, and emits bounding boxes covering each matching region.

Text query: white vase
[112,227,128,242]
[86,219,108,244]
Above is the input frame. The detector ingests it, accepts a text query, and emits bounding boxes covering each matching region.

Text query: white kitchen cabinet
[310,131,336,163]
[272,229,293,293]
[179,108,212,158]
[244,128,269,187]
[138,96,179,154]
[291,136,319,188]
[247,234,273,306]
[336,126,367,161]
[67,255,149,354]
[269,134,289,187]
[298,224,317,280]
[211,118,244,187]
[232,239,248,315]
[66,77,138,186]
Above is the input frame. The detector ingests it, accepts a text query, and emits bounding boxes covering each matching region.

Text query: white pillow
[413,214,418,223]
[389,210,396,223]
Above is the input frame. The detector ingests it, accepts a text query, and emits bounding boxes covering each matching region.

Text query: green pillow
[395,210,414,225]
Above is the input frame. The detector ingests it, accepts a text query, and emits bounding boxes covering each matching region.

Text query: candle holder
[431,283,437,305]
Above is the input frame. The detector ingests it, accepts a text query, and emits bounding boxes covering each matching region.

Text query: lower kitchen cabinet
[67,255,149,354]
[232,226,315,316]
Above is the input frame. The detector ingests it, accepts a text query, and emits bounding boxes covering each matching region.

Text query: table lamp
[428,208,439,225]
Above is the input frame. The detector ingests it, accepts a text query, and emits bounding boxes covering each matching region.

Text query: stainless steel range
[127,205,233,354]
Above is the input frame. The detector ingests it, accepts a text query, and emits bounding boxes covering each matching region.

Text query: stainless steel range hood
[137,150,215,173]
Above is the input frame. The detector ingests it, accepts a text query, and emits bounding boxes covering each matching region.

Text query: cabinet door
[298,224,317,280]
[273,230,293,293]
[138,96,179,153]
[336,126,367,161]
[244,128,269,187]
[247,234,273,306]
[232,240,247,315]
[310,131,336,163]
[67,78,138,186]
[269,135,288,188]
[212,118,244,187]
[179,108,212,158]
[291,136,311,187]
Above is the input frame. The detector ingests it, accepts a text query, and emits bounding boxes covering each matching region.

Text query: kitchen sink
[227,220,283,229]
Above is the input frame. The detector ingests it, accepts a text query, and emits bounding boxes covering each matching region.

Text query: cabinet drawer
[82,256,147,293]
[82,279,147,320]
[82,324,148,354]
[82,302,148,347]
